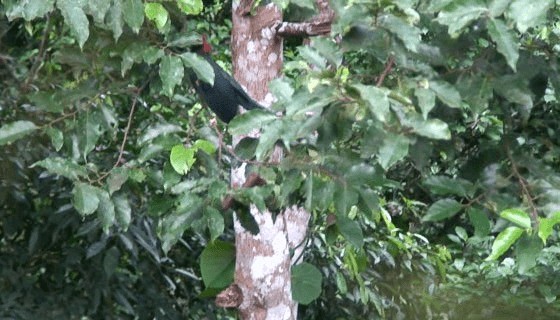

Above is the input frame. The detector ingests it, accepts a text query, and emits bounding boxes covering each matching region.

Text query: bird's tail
[242,98,265,110]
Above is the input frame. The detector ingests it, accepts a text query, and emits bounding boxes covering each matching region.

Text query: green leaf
[487,19,519,71]
[488,0,510,17]
[411,118,451,140]
[158,194,203,252]
[159,55,184,97]
[228,110,277,136]
[45,127,63,151]
[114,193,132,231]
[508,0,553,33]
[193,139,217,154]
[107,0,123,40]
[353,84,390,123]
[499,208,531,229]
[379,14,421,52]
[177,0,203,15]
[0,120,37,145]
[87,0,111,24]
[298,46,326,70]
[96,190,116,233]
[336,215,364,249]
[424,175,475,197]
[76,113,102,159]
[103,247,120,278]
[122,0,144,33]
[138,123,183,145]
[430,80,462,109]
[17,0,55,20]
[486,226,524,261]
[205,207,224,242]
[107,167,129,195]
[57,0,89,48]
[515,235,542,274]
[538,212,560,243]
[378,134,409,170]
[291,262,323,305]
[181,52,214,85]
[335,271,348,295]
[422,198,462,222]
[415,88,436,119]
[170,144,195,175]
[200,241,235,289]
[468,207,491,237]
[72,183,100,216]
[31,157,88,180]
[435,1,487,36]
[144,2,168,31]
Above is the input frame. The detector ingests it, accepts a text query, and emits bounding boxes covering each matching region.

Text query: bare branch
[275,0,335,37]
[376,56,395,87]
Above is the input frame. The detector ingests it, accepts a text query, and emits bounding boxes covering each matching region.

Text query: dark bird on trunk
[190,35,264,123]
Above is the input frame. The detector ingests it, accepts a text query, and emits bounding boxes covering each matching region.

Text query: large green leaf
[158,194,203,252]
[515,235,543,274]
[424,175,475,197]
[144,2,168,31]
[0,120,37,145]
[353,84,390,123]
[415,88,436,119]
[87,0,111,24]
[486,226,524,261]
[468,207,491,237]
[107,0,123,40]
[72,183,101,216]
[181,52,214,85]
[200,241,235,289]
[291,262,323,305]
[137,123,183,145]
[378,134,409,170]
[422,198,463,222]
[435,0,487,36]
[6,0,55,20]
[170,144,195,175]
[410,118,451,140]
[97,189,116,233]
[487,18,519,71]
[538,211,560,243]
[336,215,364,249]
[113,193,132,231]
[177,0,203,15]
[204,207,224,242]
[57,0,89,48]
[122,0,144,33]
[499,208,531,229]
[31,157,88,180]
[508,0,553,33]
[379,14,421,52]
[159,55,184,97]
[430,80,462,109]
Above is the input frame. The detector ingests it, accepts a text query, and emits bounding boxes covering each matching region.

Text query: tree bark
[223,1,333,318]
[230,2,303,319]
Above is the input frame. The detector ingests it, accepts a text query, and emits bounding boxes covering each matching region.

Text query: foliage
[2,0,560,318]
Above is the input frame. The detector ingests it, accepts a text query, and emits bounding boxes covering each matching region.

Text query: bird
[190,35,264,123]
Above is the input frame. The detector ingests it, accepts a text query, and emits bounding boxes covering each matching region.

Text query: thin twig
[376,56,395,87]
[506,148,539,229]
[22,14,52,91]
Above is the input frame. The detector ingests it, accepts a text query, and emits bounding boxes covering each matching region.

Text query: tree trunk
[228,2,310,320]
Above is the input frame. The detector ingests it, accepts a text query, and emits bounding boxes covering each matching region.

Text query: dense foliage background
[2,0,560,319]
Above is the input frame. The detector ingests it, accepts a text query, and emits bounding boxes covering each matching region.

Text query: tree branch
[376,56,395,87]
[275,0,334,37]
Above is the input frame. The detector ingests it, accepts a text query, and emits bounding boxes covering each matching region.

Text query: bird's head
[202,34,213,54]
